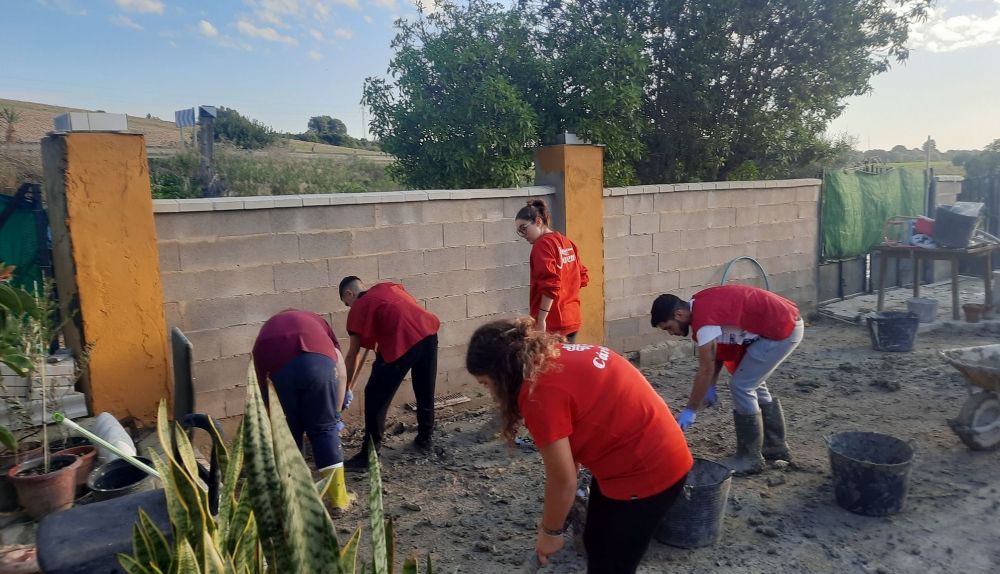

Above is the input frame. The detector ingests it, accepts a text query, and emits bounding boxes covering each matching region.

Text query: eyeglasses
[515,222,531,238]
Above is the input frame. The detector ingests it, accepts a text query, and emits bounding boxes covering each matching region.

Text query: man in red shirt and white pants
[338,276,441,472]
[651,284,804,475]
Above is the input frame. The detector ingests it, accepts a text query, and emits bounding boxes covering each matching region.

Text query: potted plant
[1,280,80,517]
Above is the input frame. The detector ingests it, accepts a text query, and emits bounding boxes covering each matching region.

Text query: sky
[1,0,998,151]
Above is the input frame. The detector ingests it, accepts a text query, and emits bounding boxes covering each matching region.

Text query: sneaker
[343,451,369,473]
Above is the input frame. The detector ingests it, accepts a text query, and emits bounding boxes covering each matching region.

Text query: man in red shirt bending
[651,284,804,475]
[339,276,441,472]
[252,309,352,510]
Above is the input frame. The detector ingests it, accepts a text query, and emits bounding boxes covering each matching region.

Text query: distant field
[0,98,183,147]
[884,160,965,177]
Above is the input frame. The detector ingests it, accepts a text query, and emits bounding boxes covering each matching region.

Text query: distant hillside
[0,98,184,147]
[0,99,389,160]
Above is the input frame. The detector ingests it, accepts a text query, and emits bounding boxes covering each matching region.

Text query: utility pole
[198,106,218,197]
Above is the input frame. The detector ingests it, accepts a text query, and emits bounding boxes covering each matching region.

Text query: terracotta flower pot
[962,303,984,323]
[53,445,97,491]
[7,454,80,520]
[0,441,43,468]
[0,463,18,512]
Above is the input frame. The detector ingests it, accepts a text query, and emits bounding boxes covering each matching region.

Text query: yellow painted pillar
[42,133,171,421]
[535,144,605,344]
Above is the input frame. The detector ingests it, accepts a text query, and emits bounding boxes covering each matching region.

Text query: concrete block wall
[153,188,553,420]
[602,180,821,353]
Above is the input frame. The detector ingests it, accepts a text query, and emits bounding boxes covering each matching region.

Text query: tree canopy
[364,0,931,188]
[213,107,278,150]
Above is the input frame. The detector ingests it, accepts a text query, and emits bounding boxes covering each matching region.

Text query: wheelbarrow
[940,344,1000,450]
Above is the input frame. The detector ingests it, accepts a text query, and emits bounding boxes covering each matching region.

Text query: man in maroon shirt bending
[339,276,440,472]
[252,309,352,509]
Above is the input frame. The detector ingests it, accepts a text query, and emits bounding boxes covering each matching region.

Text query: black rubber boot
[344,441,379,473]
[760,399,791,462]
[722,411,765,476]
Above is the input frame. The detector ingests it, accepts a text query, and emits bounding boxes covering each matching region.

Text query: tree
[961,139,1000,179]
[0,107,21,144]
[366,0,930,187]
[213,107,277,150]
[306,115,351,146]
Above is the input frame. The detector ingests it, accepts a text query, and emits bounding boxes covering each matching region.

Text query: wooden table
[873,242,999,320]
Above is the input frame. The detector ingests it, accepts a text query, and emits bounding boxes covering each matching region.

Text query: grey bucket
[827,431,913,516]
[906,298,938,323]
[86,457,160,502]
[655,458,733,548]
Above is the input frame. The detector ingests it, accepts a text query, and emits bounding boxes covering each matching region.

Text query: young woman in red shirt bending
[466,318,693,573]
[515,199,589,342]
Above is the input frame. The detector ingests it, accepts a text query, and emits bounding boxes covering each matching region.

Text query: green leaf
[118,552,155,574]
[218,422,244,539]
[173,424,200,481]
[241,368,286,571]
[0,426,16,452]
[401,557,416,574]
[338,527,361,574]
[171,538,201,574]
[201,530,227,574]
[266,383,341,572]
[134,509,172,570]
[368,444,388,574]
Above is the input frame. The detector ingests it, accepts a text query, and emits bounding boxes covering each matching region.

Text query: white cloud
[36,0,88,16]
[308,50,324,60]
[908,2,1000,52]
[309,28,325,41]
[114,0,165,15]
[219,36,255,51]
[371,0,396,9]
[363,15,373,23]
[333,0,359,8]
[198,19,219,38]
[334,27,354,39]
[237,20,299,45]
[310,0,332,20]
[110,14,143,30]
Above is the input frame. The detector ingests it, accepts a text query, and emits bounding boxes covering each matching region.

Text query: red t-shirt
[519,344,693,500]
[529,232,589,335]
[252,310,341,388]
[346,282,440,363]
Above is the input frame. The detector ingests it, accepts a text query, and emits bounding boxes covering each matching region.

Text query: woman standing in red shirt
[515,200,589,342]
[466,318,693,573]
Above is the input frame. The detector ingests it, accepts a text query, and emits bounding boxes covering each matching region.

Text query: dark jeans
[270,352,342,469]
[583,473,688,574]
[362,334,438,452]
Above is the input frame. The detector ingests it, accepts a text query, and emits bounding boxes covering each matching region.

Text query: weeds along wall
[153,179,820,420]
[601,180,821,353]
[153,188,553,420]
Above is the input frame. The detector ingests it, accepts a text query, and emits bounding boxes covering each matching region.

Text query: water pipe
[720,256,771,291]
[51,412,160,479]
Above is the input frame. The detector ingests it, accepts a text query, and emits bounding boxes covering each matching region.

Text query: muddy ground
[335,317,1000,573]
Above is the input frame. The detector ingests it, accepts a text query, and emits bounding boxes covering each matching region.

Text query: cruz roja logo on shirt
[556,247,577,269]
[562,343,611,369]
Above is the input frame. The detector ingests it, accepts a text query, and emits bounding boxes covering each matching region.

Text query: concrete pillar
[535,144,606,344]
[42,133,171,421]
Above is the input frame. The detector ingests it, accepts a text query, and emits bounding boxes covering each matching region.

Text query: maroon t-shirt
[252,310,341,389]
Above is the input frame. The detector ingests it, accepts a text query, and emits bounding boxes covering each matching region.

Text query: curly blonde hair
[465,317,563,442]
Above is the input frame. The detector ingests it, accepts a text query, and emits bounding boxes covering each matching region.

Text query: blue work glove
[335,412,344,433]
[676,408,697,431]
[702,385,718,408]
[342,390,353,410]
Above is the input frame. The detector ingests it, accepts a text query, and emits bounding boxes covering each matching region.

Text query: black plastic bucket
[867,312,919,352]
[86,457,159,502]
[654,458,733,548]
[827,431,913,516]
